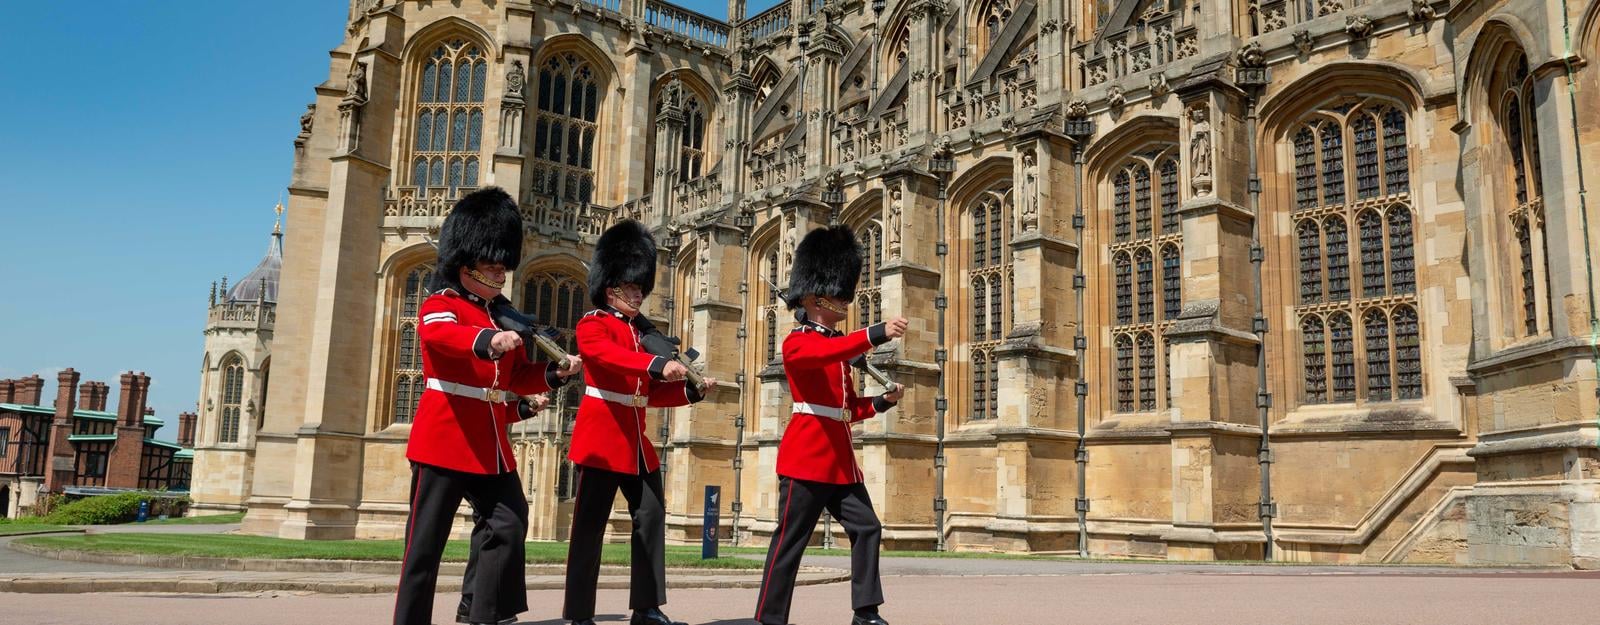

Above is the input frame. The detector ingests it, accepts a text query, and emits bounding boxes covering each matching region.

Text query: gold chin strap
[818,297,849,315]
[468,269,506,289]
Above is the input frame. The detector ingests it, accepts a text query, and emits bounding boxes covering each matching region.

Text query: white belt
[585,386,648,408]
[427,378,514,403]
[793,402,848,421]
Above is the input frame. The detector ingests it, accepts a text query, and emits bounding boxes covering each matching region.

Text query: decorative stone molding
[1293,29,1314,56]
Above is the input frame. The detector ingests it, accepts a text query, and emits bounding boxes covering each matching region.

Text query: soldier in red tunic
[755,224,907,625]
[562,220,715,625]
[393,187,582,625]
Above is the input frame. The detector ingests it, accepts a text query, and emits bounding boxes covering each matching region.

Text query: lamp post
[928,142,955,552]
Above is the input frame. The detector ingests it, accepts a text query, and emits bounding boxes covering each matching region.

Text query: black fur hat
[783,225,863,310]
[430,187,523,293]
[588,219,658,308]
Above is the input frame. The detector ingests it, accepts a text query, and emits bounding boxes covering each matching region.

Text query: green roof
[172,449,195,460]
[67,434,118,442]
[143,438,184,451]
[1,403,161,423]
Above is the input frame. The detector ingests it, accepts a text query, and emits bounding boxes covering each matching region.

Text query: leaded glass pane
[416,111,433,151]
[1320,122,1346,206]
[1134,165,1152,239]
[1116,335,1134,412]
[1330,312,1355,402]
[1114,170,1131,241]
[1159,158,1179,234]
[973,349,989,419]
[1298,220,1322,304]
[1137,332,1156,411]
[1295,128,1318,209]
[1517,218,1537,335]
[1325,216,1350,302]
[1507,97,1528,205]
[1388,207,1414,294]
[438,62,454,104]
[973,276,988,341]
[1136,248,1154,323]
[421,63,437,104]
[1393,305,1422,399]
[471,62,486,102]
[1162,245,1181,320]
[1364,309,1390,401]
[1354,114,1379,199]
[464,157,479,187]
[468,111,483,148]
[1383,108,1409,194]
[1359,210,1386,297]
[1116,253,1133,324]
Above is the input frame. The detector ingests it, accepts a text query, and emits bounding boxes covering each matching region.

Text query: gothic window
[976,0,1013,59]
[1162,244,1181,320]
[1134,165,1153,239]
[1324,216,1349,302]
[388,265,433,427]
[1136,248,1154,323]
[967,188,1012,420]
[1159,158,1180,234]
[412,40,486,195]
[523,271,588,447]
[1289,99,1421,406]
[1115,252,1133,324]
[679,95,707,182]
[888,24,911,76]
[1497,51,1551,339]
[1364,309,1391,401]
[1107,148,1181,413]
[219,355,244,444]
[1393,305,1422,399]
[1113,170,1131,242]
[854,222,885,328]
[763,249,781,363]
[1115,334,1134,412]
[1137,332,1156,411]
[532,52,602,204]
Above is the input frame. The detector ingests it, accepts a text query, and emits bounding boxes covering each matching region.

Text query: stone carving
[1317,0,1343,17]
[781,212,798,280]
[886,186,904,259]
[295,103,315,148]
[346,61,369,103]
[1106,85,1126,110]
[1260,2,1288,32]
[1293,29,1314,55]
[1175,32,1198,59]
[1065,99,1089,119]
[1189,106,1213,197]
[1408,0,1436,22]
[1346,14,1374,40]
[1237,42,1266,68]
[1088,62,1108,86]
[697,231,711,300]
[1149,72,1169,98]
[1040,18,1060,34]
[505,60,526,102]
[1020,149,1039,232]
[664,76,684,108]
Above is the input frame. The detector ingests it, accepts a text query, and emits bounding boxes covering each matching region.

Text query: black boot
[851,608,890,625]
[630,607,686,625]
[569,620,597,625]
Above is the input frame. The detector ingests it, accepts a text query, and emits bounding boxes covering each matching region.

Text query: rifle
[487,300,576,368]
[631,316,709,392]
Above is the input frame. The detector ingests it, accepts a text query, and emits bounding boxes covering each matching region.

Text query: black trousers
[563,465,669,620]
[458,515,499,621]
[394,462,529,625]
[755,477,884,625]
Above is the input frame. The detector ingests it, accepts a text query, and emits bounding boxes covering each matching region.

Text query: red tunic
[567,307,702,474]
[407,288,566,474]
[776,320,894,484]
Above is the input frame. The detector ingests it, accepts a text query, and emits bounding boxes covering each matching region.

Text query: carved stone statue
[1189,106,1213,196]
[886,186,904,259]
[1020,150,1039,232]
[1065,99,1089,119]
[506,60,526,100]
[346,61,368,102]
[295,103,315,147]
[697,232,711,300]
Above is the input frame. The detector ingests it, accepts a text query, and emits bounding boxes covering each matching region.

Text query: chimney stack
[43,368,81,493]
[53,369,80,421]
[16,375,45,406]
[0,379,14,404]
[178,412,198,447]
[116,372,152,427]
[78,381,110,412]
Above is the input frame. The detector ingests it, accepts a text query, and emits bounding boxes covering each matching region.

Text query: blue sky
[0,1,750,441]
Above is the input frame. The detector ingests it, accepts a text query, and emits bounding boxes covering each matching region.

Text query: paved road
[3,569,1598,625]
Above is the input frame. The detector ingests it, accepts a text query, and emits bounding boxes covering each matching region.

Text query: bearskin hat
[430,187,523,292]
[783,225,863,310]
[588,219,658,308]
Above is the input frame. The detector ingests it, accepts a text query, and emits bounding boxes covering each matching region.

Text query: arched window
[411,39,486,194]
[853,221,885,329]
[1107,148,1182,413]
[679,95,706,182]
[219,355,244,444]
[532,52,602,204]
[967,187,1012,421]
[522,270,587,486]
[975,0,1014,61]
[1496,52,1551,339]
[761,248,782,364]
[389,265,434,426]
[1287,98,1420,406]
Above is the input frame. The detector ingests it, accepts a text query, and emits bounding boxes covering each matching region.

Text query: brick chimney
[107,372,152,489]
[15,375,45,407]
[78,381,110,412]
[42,368,81,493]
[178,411,198,447]
[0,379,13,404]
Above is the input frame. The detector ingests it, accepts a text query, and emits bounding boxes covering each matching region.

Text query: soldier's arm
[576,315,672,380]
[781,322,892,368]
[417,297,498,361]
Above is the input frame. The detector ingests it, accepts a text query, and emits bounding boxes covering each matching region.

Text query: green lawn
[14,534,760,569]
[141,512,247,525]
